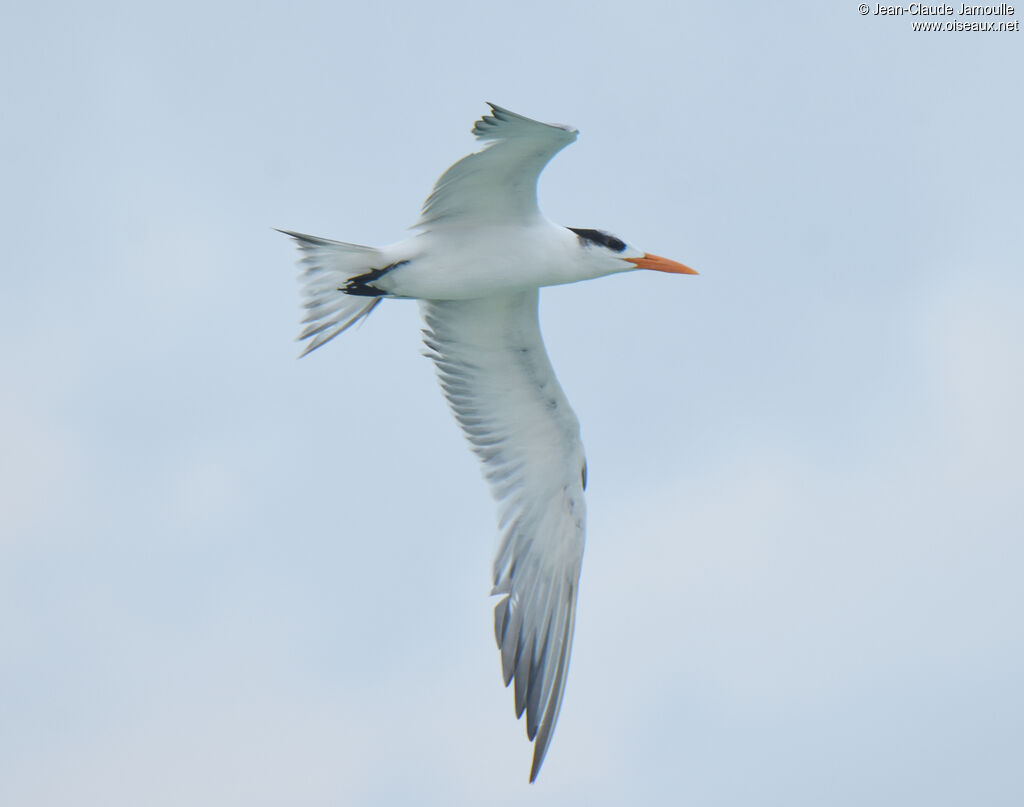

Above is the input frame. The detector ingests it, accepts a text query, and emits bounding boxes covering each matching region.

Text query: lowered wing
[421,291,587,781]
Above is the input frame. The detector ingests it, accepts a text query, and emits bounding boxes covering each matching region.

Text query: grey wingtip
[528,742,548,783]
[277,228,328,245]
[479,102,578,139]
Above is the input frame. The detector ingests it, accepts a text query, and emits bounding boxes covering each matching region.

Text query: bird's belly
[379,228,577,300]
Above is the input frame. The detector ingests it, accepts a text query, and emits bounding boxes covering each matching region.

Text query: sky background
[2,1,1022,804]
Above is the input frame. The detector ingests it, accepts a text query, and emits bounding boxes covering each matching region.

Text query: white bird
[280,103,696,782]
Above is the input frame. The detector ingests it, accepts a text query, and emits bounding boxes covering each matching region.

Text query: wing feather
[421,292,586,782]
[416,104,578,229]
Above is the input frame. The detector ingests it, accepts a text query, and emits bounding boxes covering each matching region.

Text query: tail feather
[278,229,385,356]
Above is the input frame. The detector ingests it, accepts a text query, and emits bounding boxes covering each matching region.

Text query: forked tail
[278,229,386,356]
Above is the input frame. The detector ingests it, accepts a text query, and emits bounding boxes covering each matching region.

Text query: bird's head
[567,227,697,277]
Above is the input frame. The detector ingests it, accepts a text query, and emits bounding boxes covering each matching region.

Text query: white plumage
[422,291,586,781]
[281,103,695,781]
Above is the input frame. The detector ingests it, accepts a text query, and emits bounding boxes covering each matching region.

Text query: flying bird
[280,103,696,781]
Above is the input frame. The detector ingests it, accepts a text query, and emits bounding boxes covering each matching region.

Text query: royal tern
[280,103,696,781]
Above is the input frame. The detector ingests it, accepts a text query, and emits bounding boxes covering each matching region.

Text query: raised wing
[421,292,587,782]
[416,103,578,229]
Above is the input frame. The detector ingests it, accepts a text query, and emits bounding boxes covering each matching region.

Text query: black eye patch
[568,228,626,253]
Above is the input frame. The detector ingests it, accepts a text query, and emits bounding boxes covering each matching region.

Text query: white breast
[378,223,600,300]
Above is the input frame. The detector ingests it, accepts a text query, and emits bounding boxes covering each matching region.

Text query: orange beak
[626,253,698,275]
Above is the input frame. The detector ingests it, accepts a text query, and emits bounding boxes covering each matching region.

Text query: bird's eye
[603,234,626,252]
[569,228,627,253]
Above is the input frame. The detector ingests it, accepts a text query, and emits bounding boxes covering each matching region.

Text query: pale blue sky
[2,1,1022,804]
